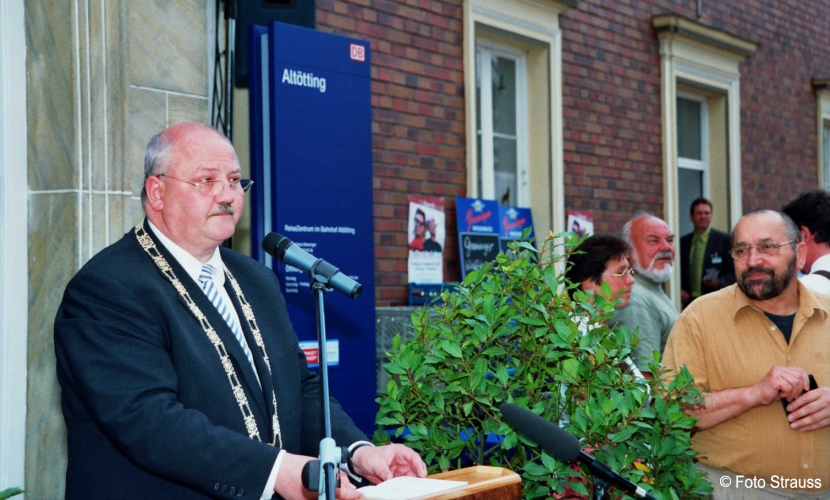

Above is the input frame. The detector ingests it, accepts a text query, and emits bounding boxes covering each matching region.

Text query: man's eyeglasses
[158,174,253,195]
[730,239,795,260]
[604,268,636,278]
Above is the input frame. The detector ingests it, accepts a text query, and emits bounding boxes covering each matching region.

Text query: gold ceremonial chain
[135,220,282,448]
[225,270,283,446]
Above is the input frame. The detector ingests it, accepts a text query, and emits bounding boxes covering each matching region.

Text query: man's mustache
[211,203,235,216]
[650,250,674,264]
[742,266,774,280]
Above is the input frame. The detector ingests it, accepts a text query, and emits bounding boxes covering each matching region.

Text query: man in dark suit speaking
[679,198,735,307]
[54,123,426,499]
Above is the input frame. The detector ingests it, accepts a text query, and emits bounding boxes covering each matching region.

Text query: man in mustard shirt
[664,210,830,499]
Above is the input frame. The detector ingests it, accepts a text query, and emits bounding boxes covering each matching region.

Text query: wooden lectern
[427,466,522,500]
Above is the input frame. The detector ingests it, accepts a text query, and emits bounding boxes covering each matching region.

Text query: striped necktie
[198,264,257,375]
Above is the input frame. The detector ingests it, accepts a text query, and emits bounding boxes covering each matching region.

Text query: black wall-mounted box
[232,0,316,88]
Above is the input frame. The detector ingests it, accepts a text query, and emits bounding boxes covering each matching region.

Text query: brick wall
[560,1,669,232]
[318,0,467,306]
[560,0,830,230]
[316,0,830,306]
[717,0,830,208]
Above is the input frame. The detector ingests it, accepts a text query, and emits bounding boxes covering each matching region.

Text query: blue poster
[456,198,536,277]
[498,206,535,252]
[249,22,376,433]
[456,197,501,279]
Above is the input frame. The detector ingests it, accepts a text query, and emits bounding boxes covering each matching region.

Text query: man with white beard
[610,213,679,378]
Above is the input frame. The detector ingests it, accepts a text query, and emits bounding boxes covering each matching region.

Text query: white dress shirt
[800,253,830,297]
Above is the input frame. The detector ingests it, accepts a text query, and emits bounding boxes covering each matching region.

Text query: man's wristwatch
[346,441,374,478]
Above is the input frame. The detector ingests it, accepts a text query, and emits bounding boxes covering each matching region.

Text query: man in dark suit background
[54,123,425,499]
[680,198,735,307]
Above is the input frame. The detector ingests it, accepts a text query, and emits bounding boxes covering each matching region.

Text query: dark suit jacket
[54,222,367,499]
[680,227,735,303]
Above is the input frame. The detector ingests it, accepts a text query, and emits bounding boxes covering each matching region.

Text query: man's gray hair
[138,123,238,207]
[734,209,802,245]
[140,131,174,206]
[621,211,655,246]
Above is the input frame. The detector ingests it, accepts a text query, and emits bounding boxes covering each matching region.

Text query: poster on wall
[566,209,594,239]
[455,197,500,279]
[407,196,445,284]
[498,205,534,252]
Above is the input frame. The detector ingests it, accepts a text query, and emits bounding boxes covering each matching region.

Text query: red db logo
[302,347,319,365]
[350,43,365,62]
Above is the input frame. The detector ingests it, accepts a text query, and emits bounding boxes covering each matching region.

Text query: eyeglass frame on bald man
[730,239,795,260]
[157,173,253,195]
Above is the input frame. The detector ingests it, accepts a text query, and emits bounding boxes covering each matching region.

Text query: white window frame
[676,93,710,187]
[476,42,529,206]
[654,14,756,305]
[0,0,29,490]
[676,93,711,237]
[464,0,574,238]
[815,83,830,189]
[823,119,830,190]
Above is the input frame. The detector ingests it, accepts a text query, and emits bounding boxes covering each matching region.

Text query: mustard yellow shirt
[663,283,830,490]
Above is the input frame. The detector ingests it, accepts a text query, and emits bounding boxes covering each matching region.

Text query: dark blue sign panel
[456,197,499,235]
[249,22,376,433]
[456,197,536,275]
[498,206,535,252]
[456,197,500,279]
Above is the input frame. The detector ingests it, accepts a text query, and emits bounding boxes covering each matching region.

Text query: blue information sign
[456,197,500,279]
[456,197,535,276]
[249,22,376,433]
[498,206,535,252]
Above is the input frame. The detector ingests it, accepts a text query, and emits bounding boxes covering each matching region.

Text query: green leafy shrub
[373,235,711,499]
[0,488,24,500]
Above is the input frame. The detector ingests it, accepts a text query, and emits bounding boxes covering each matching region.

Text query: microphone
[500,403,656,500]
[262,233,362,299]
[301,445,350,492]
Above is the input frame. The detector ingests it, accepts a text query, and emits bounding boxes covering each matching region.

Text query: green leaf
[517,316,547,326]
[471,358,487,391]
[523,461,551,476]
[433,390,445,412]
[440,339,463,358]
[562,358,580,381]
[0,488,24,500]
[495,364,510,386]
[375,417,401,426]
[610,425,638,443]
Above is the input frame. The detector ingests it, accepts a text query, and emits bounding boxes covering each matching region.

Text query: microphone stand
[586,458,611,500]
[308,278,349,500]
[582,451,655,500]
[592,478,610,500]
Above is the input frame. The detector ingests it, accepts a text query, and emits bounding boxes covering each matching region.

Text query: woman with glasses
[565,234,648,381]
[566,234,637,308]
